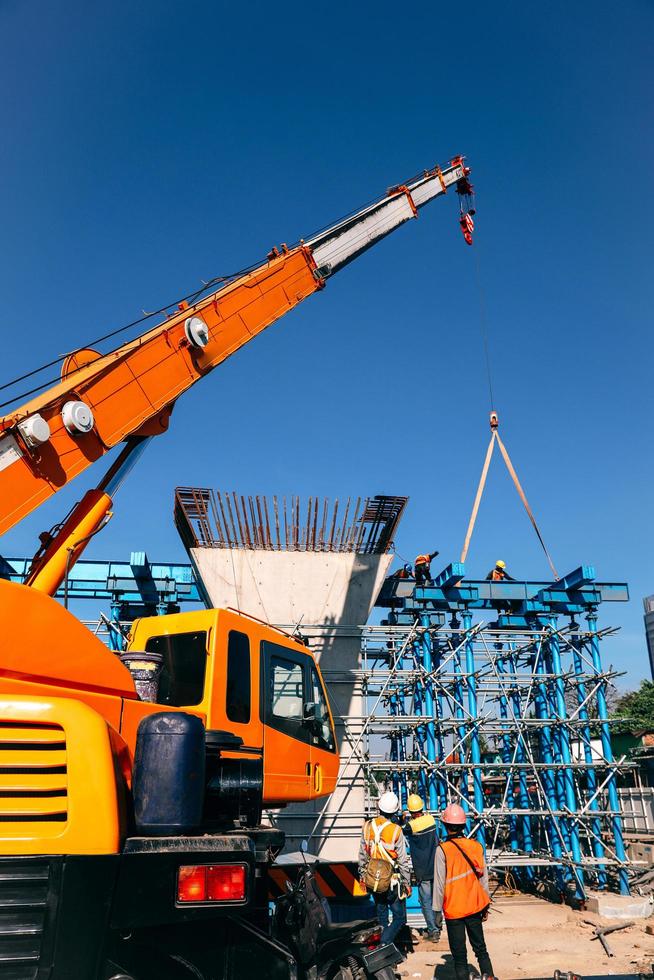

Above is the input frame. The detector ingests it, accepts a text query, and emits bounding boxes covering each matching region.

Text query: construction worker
[358,790,411,945]
[432,803,495,980]
[486,559,514,582]
[391,563,413,580]
[404,794,440,941]
[415,550,439,587]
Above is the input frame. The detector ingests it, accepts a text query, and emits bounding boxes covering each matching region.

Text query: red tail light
[354,924,383,949]
[177,864,247,904]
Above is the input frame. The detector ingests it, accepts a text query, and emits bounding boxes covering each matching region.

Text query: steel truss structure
[352,562,632,899]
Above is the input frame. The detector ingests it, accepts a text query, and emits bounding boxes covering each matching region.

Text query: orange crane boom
[0,157,472,589]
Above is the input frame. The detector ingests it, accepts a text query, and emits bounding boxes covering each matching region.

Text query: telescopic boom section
[0,157,469,538]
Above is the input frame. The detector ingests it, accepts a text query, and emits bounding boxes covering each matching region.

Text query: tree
[610,680,654,733]
[564,679,619,718]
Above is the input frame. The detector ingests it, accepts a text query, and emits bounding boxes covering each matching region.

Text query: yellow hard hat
[496,560,506,569]
[407,794,424,813]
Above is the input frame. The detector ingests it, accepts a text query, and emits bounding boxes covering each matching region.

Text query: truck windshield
[144,630,207,706]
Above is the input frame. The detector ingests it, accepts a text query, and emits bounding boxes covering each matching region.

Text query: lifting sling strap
[460,412,559,580]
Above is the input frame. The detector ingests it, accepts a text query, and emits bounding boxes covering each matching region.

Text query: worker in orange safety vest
[358,791,411,945]
[432,803,496,980]
[414,550,439,587]
[486,559,514,582]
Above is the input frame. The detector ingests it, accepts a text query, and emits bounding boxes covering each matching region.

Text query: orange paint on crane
[0,248,320,536]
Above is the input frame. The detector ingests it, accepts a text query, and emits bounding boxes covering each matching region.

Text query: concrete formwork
[174,489,407,860]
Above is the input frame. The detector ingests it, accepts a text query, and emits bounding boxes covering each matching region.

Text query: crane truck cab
[0,581,338,813]
[123,607,339,812]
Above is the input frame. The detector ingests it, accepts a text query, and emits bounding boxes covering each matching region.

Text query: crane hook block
[459,211,474,245]
[489,411,499,430]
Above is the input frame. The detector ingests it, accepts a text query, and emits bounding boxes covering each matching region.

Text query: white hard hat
[378,791,400,815]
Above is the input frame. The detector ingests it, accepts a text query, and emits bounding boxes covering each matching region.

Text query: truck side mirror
[303,702,317,722]
[303,702,322,735]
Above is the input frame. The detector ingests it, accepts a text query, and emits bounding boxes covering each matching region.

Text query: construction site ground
[401,894,654,979]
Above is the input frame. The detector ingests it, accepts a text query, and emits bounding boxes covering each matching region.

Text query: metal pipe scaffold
[349,561,633,899]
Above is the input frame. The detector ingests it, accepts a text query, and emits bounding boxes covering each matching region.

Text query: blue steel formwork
[365,563,631,899]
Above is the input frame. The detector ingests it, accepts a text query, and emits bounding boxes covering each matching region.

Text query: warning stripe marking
[330,862,367,898]
[266,862,366,900]
[314,872,335,898]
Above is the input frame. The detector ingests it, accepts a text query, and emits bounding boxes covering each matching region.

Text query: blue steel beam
[433,563,466,588]
[379,563,629,618]
[2,555,203,606]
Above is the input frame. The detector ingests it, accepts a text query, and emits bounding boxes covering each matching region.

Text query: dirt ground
[399,895,654,979]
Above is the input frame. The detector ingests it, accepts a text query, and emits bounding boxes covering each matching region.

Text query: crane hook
[456,172,476,245]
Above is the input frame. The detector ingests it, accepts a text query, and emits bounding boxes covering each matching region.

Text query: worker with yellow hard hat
[404,793,440,941]
[486,559,514,582]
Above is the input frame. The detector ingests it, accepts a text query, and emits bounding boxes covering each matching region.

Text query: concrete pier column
[174,489,407,860]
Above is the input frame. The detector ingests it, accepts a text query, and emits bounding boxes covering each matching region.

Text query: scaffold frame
[341,562,632,899]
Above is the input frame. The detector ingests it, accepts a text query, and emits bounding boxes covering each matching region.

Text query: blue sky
[1,0,652,685]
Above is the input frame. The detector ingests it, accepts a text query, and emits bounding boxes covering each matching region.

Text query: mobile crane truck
[0,157,473,979]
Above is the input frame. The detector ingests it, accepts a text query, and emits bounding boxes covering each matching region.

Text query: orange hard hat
[442,803,467,825]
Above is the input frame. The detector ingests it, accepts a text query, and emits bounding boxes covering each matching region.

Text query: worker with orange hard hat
[404,794,440,941]
[432,803,496,980]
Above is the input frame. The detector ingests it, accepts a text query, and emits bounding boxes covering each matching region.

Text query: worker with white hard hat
[432,803,496,980]
[404,793,440,941]
[358,790,411,946]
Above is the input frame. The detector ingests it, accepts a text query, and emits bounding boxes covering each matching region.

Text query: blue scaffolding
[367,562,631,899]
[2,554,204,649]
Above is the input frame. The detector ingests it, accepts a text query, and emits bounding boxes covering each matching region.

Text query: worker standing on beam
[359,791,411,946]
[432,804,495,980]
[415,550,439,587]
[486,559,514,582]
[404,794,440,942]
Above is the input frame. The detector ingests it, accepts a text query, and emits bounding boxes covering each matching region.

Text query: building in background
[644,595,654,678]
